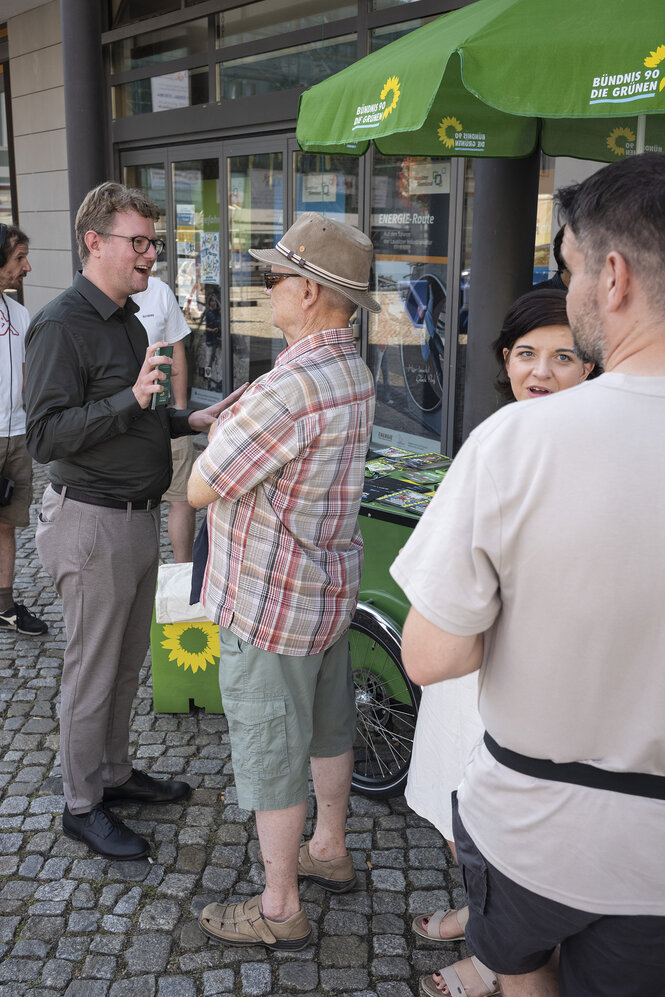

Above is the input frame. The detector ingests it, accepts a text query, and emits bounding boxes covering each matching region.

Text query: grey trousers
[37,484,160,813]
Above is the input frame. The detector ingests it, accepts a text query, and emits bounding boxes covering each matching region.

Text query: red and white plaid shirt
[196,327,375,655]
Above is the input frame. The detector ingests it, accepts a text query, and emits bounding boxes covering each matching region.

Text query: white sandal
[412,905,469,942]
[419,955,500,996]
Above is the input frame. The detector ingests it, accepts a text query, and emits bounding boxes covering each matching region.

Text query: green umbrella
[297,0,665,162]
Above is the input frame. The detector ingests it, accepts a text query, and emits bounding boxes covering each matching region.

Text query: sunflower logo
[606,125,635,157]
[438,116,463,149]
[161,622,219,674]
[644,43,665,91]
[380,76,400,119]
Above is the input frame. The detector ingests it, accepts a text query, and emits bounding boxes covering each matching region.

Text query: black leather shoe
[62,804,149,860]
[103,768,192,806]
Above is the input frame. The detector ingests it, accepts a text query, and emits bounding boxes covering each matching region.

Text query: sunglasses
[263,272,302,290]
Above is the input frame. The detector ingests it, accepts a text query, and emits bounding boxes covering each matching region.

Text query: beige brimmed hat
[249,212,381,314]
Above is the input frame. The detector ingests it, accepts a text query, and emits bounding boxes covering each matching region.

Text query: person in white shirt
[392,153,665,997]
[133,275,196,562]
[0,225,47,635]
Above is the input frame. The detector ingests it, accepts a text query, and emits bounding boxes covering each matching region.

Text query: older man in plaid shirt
[188,212,377,951]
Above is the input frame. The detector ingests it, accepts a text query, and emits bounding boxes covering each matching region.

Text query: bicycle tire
[400,295,445,414]
[350,604,421,799]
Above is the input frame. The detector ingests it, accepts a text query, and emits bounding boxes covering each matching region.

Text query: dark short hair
[75,181,160,265]
[552,225,566,273]
[492,288,597,400]
[556,152,665,305]
[0,225,29,267]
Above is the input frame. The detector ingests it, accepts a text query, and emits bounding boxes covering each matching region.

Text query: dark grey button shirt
[24,271,193,501]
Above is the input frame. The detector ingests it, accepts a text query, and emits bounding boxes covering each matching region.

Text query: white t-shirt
[391,373,665,915]
[132,276,190,347]
[0,293,30,436]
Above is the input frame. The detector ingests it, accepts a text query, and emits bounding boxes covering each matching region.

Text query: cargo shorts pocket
[223,697,290,779]
[451,791,488,916]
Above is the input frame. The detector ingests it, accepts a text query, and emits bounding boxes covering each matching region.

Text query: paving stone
[72,883,96,908]
[89,936,125,956]
[40,960,74,989]
[377,983,415,997]
[0,917,20,944]
[157,873,197,896]
[370,869,406,891]
[12,938,50,958]
[0,797,29,815]
[201,867,238,892]
[320,968,370,992]
[373,892,407,915]
[101,915,131,933]
[371,957,412,980]
[18,854,44,877]
[157,978,197,997]
[278,962,319,990]
[124,934,172,974]
[109,981,157,997]
[0,959,42,982]
[82,955,118,980]
[57,937,91,960]
[138,900,181,931]
[68,911,100,933]
[373,934,408,956]
[320,935,368,967]
[240,962,272,996]
[322,911,368,935]
[201,969,235,994]
[114,887,142,915]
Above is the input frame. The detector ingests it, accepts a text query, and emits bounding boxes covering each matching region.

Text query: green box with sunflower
[150,563,224,714]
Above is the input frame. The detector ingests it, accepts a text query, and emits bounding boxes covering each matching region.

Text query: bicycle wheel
[350,604,421,799]
[400,295,445,413]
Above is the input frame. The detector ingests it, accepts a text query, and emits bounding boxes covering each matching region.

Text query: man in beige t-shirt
[392,153,665,997]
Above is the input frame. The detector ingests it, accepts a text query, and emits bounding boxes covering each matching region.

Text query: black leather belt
[52,483,161,511]
[484,731,665,800]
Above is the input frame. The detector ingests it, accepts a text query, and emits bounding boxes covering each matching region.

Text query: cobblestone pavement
[0,462,467,997]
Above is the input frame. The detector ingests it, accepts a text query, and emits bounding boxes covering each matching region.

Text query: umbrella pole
[636,115,646,154]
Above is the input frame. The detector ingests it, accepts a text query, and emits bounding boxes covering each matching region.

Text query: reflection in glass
[0,69,13,227]
[217,36,356,99]
[123,163,168,282]
[109,19,208,74]
[109,0,179,29]
[172,159,221,407]
[369,18,427,51]
[370,0,420,9]
[216,0,355,47]
[228,153,284,387]
[293,152,359,226]
[369,154,451,453]
[112,67,207,118]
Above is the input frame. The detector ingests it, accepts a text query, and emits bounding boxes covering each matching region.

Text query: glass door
[123,158,169,283]
[226,141,286,387]
[169,152,221,406]
[368,152,452,454]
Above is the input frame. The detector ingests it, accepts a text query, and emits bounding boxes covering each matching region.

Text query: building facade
[0,0,601,455]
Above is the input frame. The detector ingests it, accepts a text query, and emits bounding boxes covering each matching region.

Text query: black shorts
[452,792,665,997]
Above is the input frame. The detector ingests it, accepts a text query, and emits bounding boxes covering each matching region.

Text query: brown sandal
[199,894,311,950]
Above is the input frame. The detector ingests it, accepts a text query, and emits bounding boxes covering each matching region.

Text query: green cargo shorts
[218,627,356,812]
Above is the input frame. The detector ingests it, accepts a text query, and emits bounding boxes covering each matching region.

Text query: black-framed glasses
[263,272,302,290]
[95,232,165,256]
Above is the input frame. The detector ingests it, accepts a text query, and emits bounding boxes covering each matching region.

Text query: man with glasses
[188,212,377,951]
[24,182,239,861]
